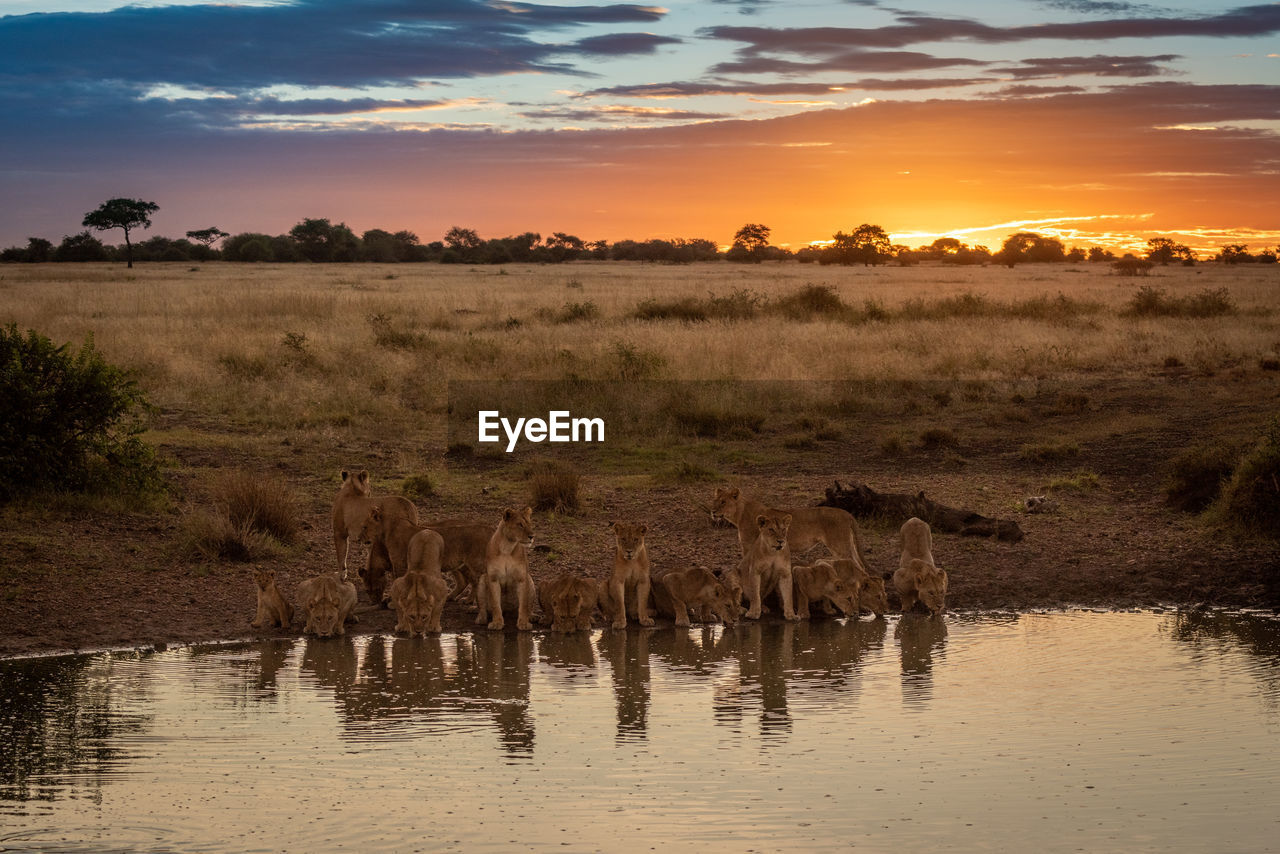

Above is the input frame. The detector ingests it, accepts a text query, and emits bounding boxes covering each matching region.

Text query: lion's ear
[358,470,370,485]
[503,508,516,521]
[341,469,350,482]
[782,514,792,526]
[756,515,769,528]
[521,506,533,522]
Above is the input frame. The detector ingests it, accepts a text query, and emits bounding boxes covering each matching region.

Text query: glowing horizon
[1,1,1277,253]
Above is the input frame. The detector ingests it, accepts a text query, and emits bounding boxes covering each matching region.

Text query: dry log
[821,480,1024,542]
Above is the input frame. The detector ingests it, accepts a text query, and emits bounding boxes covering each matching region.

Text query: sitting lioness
[710,487,871,571]
[539,572,599,633]
[296,572,358,638]
[250,567,293,629]
[389,568,449,636]
[651,565,738,627]
[894,517,948,617]
[480,507,537,631]
[740,511,799,621]
[606,521,654,630]
[332,468,418,580]
[791,562,856,620]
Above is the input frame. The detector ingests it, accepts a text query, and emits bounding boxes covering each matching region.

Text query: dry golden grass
[2,261,1277,448]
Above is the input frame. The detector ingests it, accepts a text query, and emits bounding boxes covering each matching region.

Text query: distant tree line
[3,198,1276,267]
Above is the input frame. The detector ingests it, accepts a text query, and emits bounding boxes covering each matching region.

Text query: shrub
[180,509,285,562]
[1165,444,1238,512]
[540,301,599,324]
[1208,419,1280,537]
[402,473,435,501]
[672,405,765,439]
[771,284,849,320]
[1049,471,1101,492]
[0,324,160,501]
[527,458,580,513]
[212,469,300,545]
[918,427,960,449]
[367,313,429,350]
[609,341,666,381]
[1123,286,1236,318]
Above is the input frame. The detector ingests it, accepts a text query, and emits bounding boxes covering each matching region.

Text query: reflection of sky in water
[1,612,1278,851]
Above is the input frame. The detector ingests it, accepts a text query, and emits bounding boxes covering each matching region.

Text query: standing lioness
[331,468,418,580]
[481,507,537,632]
[710,487,870,571]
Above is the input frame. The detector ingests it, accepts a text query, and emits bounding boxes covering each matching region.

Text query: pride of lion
[262,472,950,637]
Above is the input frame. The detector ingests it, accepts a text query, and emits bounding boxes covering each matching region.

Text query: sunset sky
[1,0,1278,253]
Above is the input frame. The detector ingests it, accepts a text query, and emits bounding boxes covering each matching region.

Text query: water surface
[2,611,1278,852]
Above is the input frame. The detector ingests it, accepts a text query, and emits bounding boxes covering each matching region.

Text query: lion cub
[894,517,948,617]
[651,566,738,627]
[389,568,449,636]
[791,562,856,620]
[816,557,889,618]
[250,567,293,629]
[605,521,653,629]
[480,507,537,632]
[539,572,599,633]
[740,512,798,621]
[296,572,358,637]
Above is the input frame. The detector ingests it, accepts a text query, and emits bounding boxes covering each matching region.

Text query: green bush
[0,324,160,501]
[1209,419,1280,537]
[1165,444,1238,512]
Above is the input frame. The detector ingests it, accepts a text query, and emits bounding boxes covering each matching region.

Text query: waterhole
[1,611,1277,852]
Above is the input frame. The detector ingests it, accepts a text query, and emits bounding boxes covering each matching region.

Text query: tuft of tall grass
[526,458,580,514]
[1123,286,1236,318]
[1206,419,1280,536]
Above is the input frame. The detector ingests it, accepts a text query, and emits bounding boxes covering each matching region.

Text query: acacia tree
[828,223,890,266]
[82,198,159,268]
[186,227,228,248]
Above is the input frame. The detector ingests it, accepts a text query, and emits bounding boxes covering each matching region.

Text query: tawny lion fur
[710,487,871,570]
[739,511,798,621]
[389,568,448,636]
[894,517,948,616]
[791,562,857,620]
[539,572,599,633]
[250,567,293,629]
[605,521,653,629]
[331,468,418,580]
[651,566,738,627]
[480,507,537,632]
[296,572,358,638]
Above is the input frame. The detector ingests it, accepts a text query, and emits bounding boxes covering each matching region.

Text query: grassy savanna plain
[1,261,1278,656]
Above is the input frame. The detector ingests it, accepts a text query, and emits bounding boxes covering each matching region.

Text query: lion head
[755,512,791,552]
[709,487,741,522]
[498,506,535,549]
[357,505,383,545]
[340,468,371,497]
[860,574,889,617]
[612,521,647,561]
[306,579,345,638]
[911,560,948,616]
[253,567,276,591]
